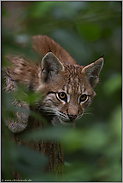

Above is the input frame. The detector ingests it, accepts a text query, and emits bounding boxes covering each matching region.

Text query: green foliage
[2,1,121,182]
[103,73,122,96]
[13,145,48,176]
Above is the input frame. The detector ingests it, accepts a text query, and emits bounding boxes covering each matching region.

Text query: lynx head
[37,52,104,126]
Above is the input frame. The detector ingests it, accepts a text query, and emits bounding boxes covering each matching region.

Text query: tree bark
[11,117,64,179]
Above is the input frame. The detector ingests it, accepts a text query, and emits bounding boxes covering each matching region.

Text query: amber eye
[80,94,88,103]
[58,92,67,102]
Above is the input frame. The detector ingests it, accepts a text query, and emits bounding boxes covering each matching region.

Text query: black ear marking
[48,46,52,52]
[100,53,105,58]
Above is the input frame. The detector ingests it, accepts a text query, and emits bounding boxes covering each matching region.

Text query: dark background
[2,1,122,181]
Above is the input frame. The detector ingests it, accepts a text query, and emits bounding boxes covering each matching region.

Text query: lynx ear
[41,52,64,82]
[82,57,104,88]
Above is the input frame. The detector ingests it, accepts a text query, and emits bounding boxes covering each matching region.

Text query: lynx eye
[58,92,67,102]
[79,94,88,103]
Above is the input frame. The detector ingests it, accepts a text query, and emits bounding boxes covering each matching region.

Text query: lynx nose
[69,114,77,121]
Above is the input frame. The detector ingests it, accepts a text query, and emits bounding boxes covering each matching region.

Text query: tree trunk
[11,117,64,179]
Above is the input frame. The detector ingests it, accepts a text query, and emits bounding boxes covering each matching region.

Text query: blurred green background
[2,1,122,182]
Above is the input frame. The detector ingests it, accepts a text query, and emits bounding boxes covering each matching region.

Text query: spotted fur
[3,35,104,132]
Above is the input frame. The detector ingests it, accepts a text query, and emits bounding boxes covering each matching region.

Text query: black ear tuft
[100,53,105,58]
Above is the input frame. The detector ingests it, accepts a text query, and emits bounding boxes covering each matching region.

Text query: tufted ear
[41,52,64,82]
[82,57,104,88]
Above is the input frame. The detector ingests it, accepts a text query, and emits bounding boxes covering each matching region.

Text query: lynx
[3,35,104,132]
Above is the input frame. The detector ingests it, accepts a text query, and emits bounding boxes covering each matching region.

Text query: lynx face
[37,52,103,126]
[40,80,95,126]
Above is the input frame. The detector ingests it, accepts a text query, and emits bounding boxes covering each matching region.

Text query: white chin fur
[58,117,74,126]
[52,116,74,126]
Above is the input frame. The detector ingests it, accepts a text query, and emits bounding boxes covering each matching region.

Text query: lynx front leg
[3,71,30,133]
[4,99,30,133]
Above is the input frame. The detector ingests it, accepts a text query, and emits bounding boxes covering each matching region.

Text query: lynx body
[3,35,104,132]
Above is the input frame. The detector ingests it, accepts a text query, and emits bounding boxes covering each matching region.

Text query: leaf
[13,145,48,170]
[103,74,121,95]
[77,23,101,41]
[28,2,57,18]
[24,126,68,142]
[62,125,109,153]
[109,105,122,138]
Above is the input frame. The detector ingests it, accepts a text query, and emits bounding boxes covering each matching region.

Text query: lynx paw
[5,101,30,133]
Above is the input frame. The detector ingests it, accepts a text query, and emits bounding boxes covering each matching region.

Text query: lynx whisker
[83,112,93,115]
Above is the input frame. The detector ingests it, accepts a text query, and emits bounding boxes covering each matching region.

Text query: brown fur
[32,35,76,64]
[3,35,104,131]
